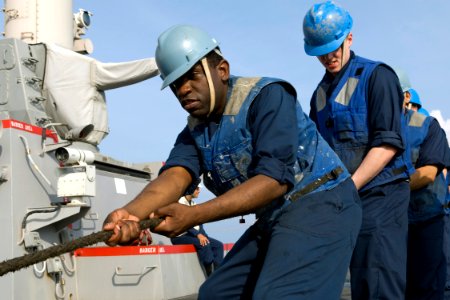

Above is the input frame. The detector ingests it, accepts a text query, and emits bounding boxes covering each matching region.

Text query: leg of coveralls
[171,235,215,271]
[406,215,446,300]
[198,222,269,300]
[207,237,224,268]
[253,178,361,300]
[350,180,409,300]
[444,214,450,292]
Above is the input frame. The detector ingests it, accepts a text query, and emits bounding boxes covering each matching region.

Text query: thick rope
[0,218,162,277]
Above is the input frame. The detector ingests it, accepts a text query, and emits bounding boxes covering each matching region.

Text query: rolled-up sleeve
[415,118,450,173]
[367,65,405,151]
[247,83,298,188]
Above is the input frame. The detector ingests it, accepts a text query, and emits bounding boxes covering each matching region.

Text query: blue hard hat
[392,67,412,93]
[418,108,429,116]
[303,1,353,56]
[408,88,422,108]
[155,25,220,90]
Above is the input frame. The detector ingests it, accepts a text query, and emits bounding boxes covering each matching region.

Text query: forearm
[351,145,397,190]
[410,165,438,191]
[123,166,192,219]
[191,174,288,225]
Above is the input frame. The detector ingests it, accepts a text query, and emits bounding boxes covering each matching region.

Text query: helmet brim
[160,60,196,90]
[304,32,348,56]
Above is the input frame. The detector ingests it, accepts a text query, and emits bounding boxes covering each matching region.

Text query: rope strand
[0,218,162,277]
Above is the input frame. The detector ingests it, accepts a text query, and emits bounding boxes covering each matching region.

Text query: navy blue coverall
[161,79,361,299]
[309,52,413,299]
[405,111,450,299]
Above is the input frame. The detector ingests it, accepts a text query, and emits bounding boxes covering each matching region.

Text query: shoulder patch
[335,77,359,106]
[408,111,426,127]
[224,77,261,115]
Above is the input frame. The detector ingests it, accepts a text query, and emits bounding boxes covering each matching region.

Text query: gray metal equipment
[0,1,208,299]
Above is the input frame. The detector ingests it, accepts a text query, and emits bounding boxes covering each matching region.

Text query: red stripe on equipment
[223,243,234,251]
[2,119,59,143]
[74,245,197,257]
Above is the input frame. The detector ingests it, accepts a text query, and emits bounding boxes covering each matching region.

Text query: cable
[17,206,61,245]
[57,242,75,274]
[17,228,26,246]
[19,135,52,186]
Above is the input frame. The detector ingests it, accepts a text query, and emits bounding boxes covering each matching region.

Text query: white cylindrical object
[4,0,74,49]
[55,147,95,165]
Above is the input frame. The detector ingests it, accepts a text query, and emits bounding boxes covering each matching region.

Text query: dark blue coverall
[309,51,413,299]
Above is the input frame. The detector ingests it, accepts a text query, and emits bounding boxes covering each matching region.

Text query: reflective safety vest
[311,55,413,191]
[406,110,446,223]
[188,76,349,203]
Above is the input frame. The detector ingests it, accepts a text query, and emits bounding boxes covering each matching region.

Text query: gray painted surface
[0,38,207,299]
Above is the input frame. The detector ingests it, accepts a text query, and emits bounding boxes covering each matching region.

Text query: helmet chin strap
[201,57,216,118]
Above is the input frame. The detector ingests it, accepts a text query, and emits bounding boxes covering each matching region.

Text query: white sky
[5,0,450,242]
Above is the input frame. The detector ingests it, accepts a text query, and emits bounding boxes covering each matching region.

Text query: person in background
[404,91,450,299]
[407,88,422,112]
[303,2,414,299]
[170,182,224,276]
[445,169,450,292]
[396,68,450,299]
[103,24,361,299]
[394,72,429,117]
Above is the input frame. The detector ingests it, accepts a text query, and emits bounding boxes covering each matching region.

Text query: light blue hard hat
[155,25,220,90]
[392,67,412,93]
[303,1,353,56]
[408,88,422,108]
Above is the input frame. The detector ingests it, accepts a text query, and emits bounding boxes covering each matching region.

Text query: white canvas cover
[43,43,159,145]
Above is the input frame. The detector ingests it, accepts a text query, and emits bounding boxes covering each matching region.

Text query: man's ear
[346,32,353,47]
[216,59,230,81]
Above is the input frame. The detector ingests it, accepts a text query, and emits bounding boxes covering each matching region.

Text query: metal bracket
[113,266,157,285]
[22,57,39,72]
[29,96,46,104]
